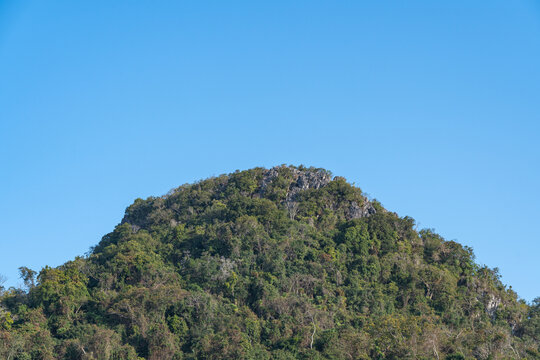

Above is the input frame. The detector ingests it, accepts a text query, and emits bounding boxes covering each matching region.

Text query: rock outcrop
[347,200,377,219]
[261,165,376,220]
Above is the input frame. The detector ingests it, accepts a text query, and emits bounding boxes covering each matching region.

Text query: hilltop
[1,165,538,359]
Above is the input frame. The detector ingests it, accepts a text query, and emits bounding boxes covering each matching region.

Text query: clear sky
[0,1,539,301]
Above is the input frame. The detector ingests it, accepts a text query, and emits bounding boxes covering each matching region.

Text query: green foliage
[0,310,13,330]
[0,165,537,359]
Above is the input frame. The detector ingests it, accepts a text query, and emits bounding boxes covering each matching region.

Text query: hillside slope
[1,165,539,359]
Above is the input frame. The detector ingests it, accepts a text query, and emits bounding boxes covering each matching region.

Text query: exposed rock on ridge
[261,165,376,221]
[260,165,332,199]
[121,165,377,230]
[348,200,377,219]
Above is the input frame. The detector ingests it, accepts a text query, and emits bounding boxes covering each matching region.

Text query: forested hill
[1,165,539,359]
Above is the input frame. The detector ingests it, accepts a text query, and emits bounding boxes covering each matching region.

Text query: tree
[19,267,36,290]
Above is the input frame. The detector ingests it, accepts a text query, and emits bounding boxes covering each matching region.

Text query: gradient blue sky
[1,1,539,301]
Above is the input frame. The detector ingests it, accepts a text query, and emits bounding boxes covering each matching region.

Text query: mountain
[1,165,538,359]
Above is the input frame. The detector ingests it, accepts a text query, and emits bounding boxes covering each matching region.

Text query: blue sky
[0,1,539,301]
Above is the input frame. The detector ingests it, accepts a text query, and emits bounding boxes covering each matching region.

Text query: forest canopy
[1,165,538,359]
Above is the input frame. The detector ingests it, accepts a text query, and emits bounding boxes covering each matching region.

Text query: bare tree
[19,267,36,290]
[0,274,6,295]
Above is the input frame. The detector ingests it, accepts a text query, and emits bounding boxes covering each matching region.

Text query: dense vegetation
[1,165,538,359]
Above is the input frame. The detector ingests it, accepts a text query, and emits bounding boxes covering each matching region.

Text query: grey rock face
[347,200,377,220]
[288,168,332,202]
[260,166,332,199]
[261,165,376,221]
[486,294,502,320]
